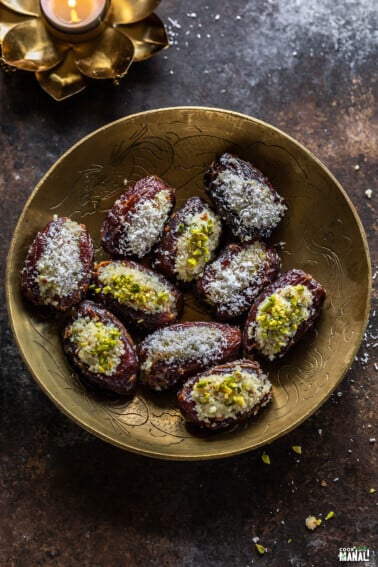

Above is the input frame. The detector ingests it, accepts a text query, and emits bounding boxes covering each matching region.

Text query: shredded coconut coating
[35,218,84,304]
[118,189,172,258]
[140,325,227,372]
[204,243,270,315]
[217,167,286,238]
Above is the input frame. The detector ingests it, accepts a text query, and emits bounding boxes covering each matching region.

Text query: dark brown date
[138,321,242,391]
[195,240,281,320]
[204,152,287,241]
[21,216,94,311]
[101,176,175,259]
[63,300,138,396]
[243,269,326,360]
[91,259,183,331]
[177,359,272,430]
[153,196,222,284]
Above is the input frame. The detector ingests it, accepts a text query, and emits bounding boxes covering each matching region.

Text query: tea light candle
[40,0,108,33]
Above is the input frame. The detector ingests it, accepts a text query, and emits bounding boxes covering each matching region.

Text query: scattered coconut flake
[365,189,372,199]
[168,17,181,29]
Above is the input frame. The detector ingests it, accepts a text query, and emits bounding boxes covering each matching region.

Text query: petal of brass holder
[0,0,169,100]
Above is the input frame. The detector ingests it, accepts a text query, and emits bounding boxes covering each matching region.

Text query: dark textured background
[0,1,377,566]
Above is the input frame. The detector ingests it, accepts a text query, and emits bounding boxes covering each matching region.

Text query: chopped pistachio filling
[70,316,125,375]
[97,263,174,313]
[175,209,222,281]
[253,284,313,359]
[190,366,271,423]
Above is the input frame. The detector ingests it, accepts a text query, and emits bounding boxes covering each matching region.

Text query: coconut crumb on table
[305,516,322,530]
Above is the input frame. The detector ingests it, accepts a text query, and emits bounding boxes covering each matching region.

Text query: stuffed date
[204,152,287,241]
[21,216,94,311]
[138,321,241,391]
[63,300,138,396]
[195,241,281,320]
[153,197,222,283]
[91,259,183,330]
[101,176,175,259]
[177,359,272,430]
[243,269,326,360]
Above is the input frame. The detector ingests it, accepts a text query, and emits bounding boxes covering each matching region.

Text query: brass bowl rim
[6,106,372,460]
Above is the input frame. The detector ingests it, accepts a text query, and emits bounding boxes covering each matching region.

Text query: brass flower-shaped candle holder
[0,0,169,100]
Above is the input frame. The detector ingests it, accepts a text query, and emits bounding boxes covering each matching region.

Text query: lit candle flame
[68,0,81,23]
[41,0,107,32]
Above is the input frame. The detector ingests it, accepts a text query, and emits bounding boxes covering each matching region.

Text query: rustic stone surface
[0,1,376,566]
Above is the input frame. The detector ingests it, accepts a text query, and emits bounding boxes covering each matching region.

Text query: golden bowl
[6,107,371,460]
